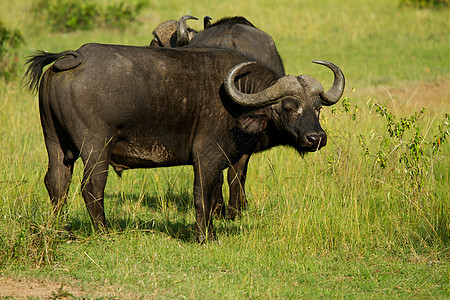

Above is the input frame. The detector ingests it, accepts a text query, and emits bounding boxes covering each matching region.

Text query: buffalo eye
[315,102,322,116]
[315,108,321,117]
[281,99,299,115]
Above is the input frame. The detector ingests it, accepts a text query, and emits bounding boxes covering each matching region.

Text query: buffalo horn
[177,15,198,46]
[224,61,301,107]
[204,16,213,29]
[312,60,345,106]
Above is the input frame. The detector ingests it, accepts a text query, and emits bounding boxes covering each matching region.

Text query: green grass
[0,0,449,298]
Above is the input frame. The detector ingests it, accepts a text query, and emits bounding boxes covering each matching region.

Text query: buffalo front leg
[193,161,223,242]
[80,144,111,231]
[212,171,226,218]
[226,154,250,219]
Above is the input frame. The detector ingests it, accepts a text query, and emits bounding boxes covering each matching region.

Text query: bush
[35,0,148,32]
[326,96,449,246]
[399,0,449,8]
[103,0,148,30]
[357,100,449,193]
[0,21,25,80]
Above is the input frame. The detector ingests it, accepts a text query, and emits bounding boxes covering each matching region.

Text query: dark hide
[187,17,285,218]
[25,44,342,241]
[188,23,284,77]
[208,16,256,28]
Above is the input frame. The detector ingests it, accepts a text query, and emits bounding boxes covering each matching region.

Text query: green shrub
[327,97,449,247]
[364,101,449,190]
[399,0,449,8]
[35,0,148,32]
[0,21,24,80]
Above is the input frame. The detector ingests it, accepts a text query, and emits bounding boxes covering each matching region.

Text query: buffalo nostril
[305,133,327,148]
[306,134,320,145]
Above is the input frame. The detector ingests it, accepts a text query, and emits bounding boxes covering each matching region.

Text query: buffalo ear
[237,112,268,133]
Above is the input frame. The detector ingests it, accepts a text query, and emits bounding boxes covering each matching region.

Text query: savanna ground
[0,0,449,298]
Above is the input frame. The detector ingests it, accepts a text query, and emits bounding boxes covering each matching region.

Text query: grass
[0,0,449,298]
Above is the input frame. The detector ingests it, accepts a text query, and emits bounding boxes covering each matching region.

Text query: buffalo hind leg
[227,154,250,220]
[80,142,111,232]
[44,140,75,224]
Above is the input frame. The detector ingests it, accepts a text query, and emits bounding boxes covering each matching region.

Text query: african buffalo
[149,15,199,47]
[25,44,344,241]
[150,16,284,77]
[150,15,285,219]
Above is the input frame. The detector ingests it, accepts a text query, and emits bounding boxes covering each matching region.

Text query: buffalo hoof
[195,231,216,244]
[213,203,226,219]
[241,199,249,210]
[225,207,241,220]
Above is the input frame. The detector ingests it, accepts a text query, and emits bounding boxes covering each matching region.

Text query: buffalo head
[150,15,198,47]
[225,61,345,153]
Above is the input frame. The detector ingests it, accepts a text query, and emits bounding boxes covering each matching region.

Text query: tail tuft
[23,51,74,94]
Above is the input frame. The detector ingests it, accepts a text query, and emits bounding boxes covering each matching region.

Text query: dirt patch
[353,78,450,112]
[0,276,86,299]
[0,276,134,299]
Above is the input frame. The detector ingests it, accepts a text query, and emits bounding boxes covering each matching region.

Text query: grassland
[0,0,449,298]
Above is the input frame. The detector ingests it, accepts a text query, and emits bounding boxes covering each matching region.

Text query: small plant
[431,113,450,155]
[331,95,359,121]
[399,0,449,8]
[324,94,360,172]
[35,0,148,32]
[0,21,25,80]
[363,99,449,191]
